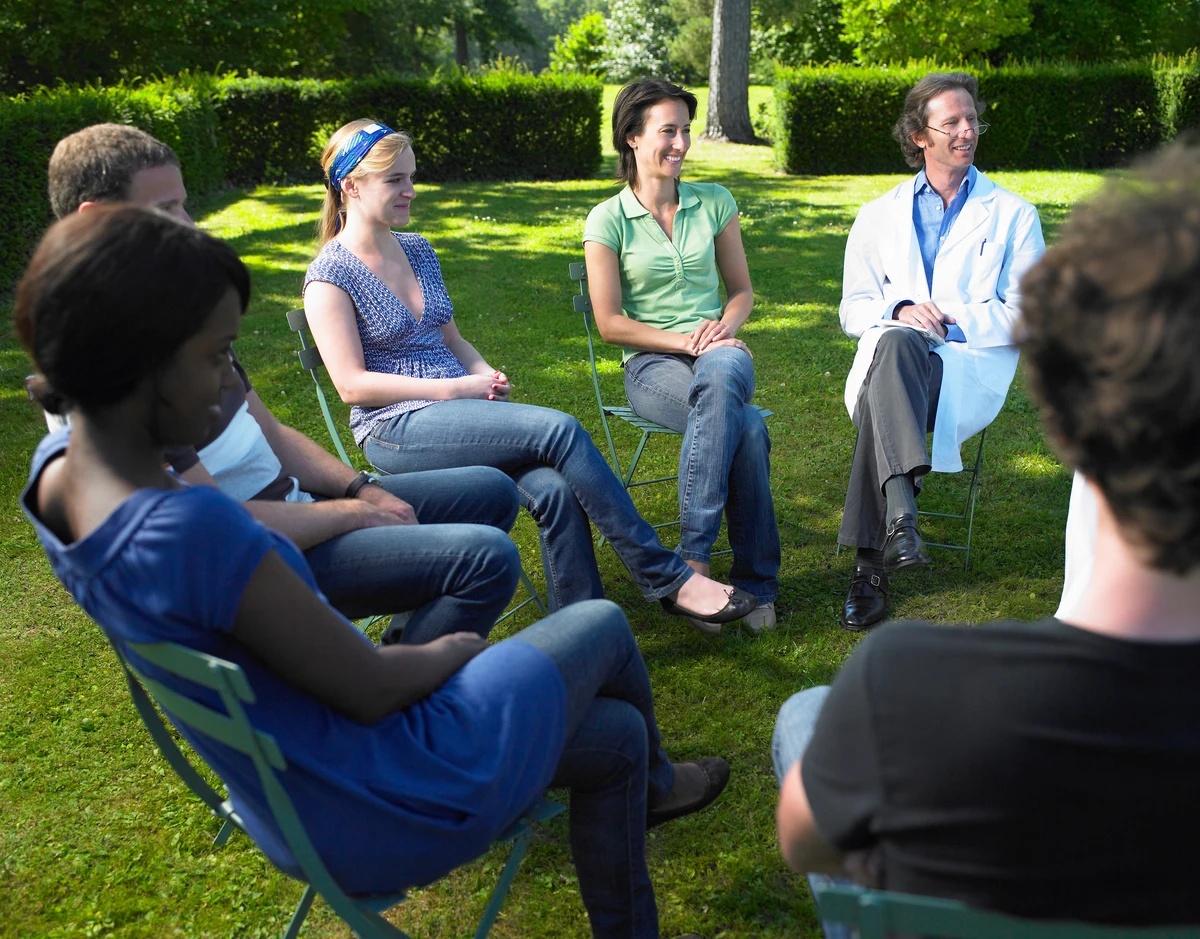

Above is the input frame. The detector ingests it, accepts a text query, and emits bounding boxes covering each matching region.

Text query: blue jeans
[304,467,521,645]
[512,600,674,939]
[363,401,693,612]
[773,687,853,939]
[624,348,780,603]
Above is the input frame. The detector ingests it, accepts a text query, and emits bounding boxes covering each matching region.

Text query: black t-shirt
[802,617,1200,925]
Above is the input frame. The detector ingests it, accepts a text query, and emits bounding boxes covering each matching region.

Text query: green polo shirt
[583,181,738,363]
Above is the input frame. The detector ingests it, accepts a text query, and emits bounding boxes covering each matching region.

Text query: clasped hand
[458,370,510,401]
[895,301,956,339]
[687,320,751,357]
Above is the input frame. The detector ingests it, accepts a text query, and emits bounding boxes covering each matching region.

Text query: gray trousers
[838,328,943,550]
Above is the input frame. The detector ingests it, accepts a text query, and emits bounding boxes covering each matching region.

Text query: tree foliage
[0,0,540,92]
[0,0,358,91]
[601,0,674,82]
[1001,0,1200,62]
[548,12,608,75]
[839,0,1031,64]
[751,0,851,70]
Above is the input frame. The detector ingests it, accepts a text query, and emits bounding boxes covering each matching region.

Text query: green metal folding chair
[568,262,773,551]
[811,881,1200,939]
[835,424,989,572]
[285,308,547,624]
[919,428,987,571]
[109,638,240,848]
[122,638,564,939]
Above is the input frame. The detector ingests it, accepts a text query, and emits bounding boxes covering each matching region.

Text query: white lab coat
[840,170,1046,471]
[1056,470,1096,619]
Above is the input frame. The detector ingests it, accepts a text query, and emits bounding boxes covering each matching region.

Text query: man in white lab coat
[837,72,1045,630]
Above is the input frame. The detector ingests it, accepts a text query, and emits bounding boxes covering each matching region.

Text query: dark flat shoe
[647,757,730,830]
[841,563,888,632]
[660,588,755,625]
[883,513,931,573]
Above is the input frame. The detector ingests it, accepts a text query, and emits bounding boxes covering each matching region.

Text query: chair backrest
[811,882,1200,939]
[285,308,355,467]
[109,640,241,845]
[123,639,410,937]
[567,262,610,414]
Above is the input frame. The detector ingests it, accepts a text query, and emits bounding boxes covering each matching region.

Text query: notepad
[877,319,946,347]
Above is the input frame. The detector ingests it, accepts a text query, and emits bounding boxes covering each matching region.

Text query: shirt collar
[915,165,976,198]
[618,181,699,219]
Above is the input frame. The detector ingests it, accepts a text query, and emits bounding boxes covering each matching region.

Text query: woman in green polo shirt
[583,78,780,634]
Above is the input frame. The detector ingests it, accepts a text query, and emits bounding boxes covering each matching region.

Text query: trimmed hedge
[0,72,602,292]
[775,57,1200,175]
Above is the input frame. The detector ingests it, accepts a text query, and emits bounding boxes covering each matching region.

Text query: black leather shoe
[660,588,755,626]
[647,757,730,830]
[883,513,931,573]
[841,564,889,631]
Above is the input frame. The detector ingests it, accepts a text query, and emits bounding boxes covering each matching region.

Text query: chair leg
[284,885,317,939]
[212,817,236,847]
[496,567,547,624]
[473,821,535,939]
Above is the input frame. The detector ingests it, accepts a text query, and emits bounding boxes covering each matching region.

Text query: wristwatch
[344,470,378,499]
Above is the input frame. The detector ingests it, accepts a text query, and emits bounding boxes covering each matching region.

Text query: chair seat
[605,404,773,435]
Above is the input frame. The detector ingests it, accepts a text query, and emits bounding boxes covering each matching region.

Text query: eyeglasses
[924,121,989,139]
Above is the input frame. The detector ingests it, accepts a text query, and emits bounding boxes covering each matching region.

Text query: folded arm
[234,550,486,723]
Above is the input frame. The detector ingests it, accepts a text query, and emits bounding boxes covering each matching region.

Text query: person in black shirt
[773,141,1200,927]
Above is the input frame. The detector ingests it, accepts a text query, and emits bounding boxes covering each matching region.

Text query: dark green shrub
[0,72,602,292]
[0,80,221,292]
[774,59,1194,175]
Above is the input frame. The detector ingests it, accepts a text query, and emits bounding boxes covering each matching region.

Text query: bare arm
[180,395,416,549]
[304,281,497,406]
[584,241,694,355]
[233,550,487,723]
[442,320,510,399]
[777,761,850,876]
[690,214,755,354]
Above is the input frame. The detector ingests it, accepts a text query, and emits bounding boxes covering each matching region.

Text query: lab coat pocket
[965,242,1006,303]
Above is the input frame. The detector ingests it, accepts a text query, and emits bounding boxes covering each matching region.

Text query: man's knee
[476,526,522,577]
[516,465,575,523]
[772,686,832,783]
[874,326,929,364]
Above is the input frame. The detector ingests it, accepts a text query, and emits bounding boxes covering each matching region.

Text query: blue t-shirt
[22,429,567,895]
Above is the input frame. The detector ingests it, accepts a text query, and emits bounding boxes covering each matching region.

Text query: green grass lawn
[0,123,1105,938]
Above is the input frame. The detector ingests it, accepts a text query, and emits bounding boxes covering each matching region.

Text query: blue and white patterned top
[304,232,468,445]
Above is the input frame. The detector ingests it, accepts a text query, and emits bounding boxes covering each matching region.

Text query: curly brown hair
[1020,142,1200,573]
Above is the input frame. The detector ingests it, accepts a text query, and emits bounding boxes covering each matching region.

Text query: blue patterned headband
[328,122,397,194]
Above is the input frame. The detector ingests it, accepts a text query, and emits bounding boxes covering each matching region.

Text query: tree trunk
[455,18,470,66]
[703,0,754,142]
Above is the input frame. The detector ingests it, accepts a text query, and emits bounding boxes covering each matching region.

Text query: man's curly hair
[1020,142,1200,573]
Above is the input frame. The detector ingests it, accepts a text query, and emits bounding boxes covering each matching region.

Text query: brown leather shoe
[647,757,730,830]
[841,563,888,631]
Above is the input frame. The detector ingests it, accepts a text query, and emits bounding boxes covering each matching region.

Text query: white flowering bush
[600,0,674,83]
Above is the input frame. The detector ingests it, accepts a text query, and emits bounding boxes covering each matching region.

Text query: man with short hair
[775,141,1200,926]
[45,123,524,644]
[836,72,1045,630]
